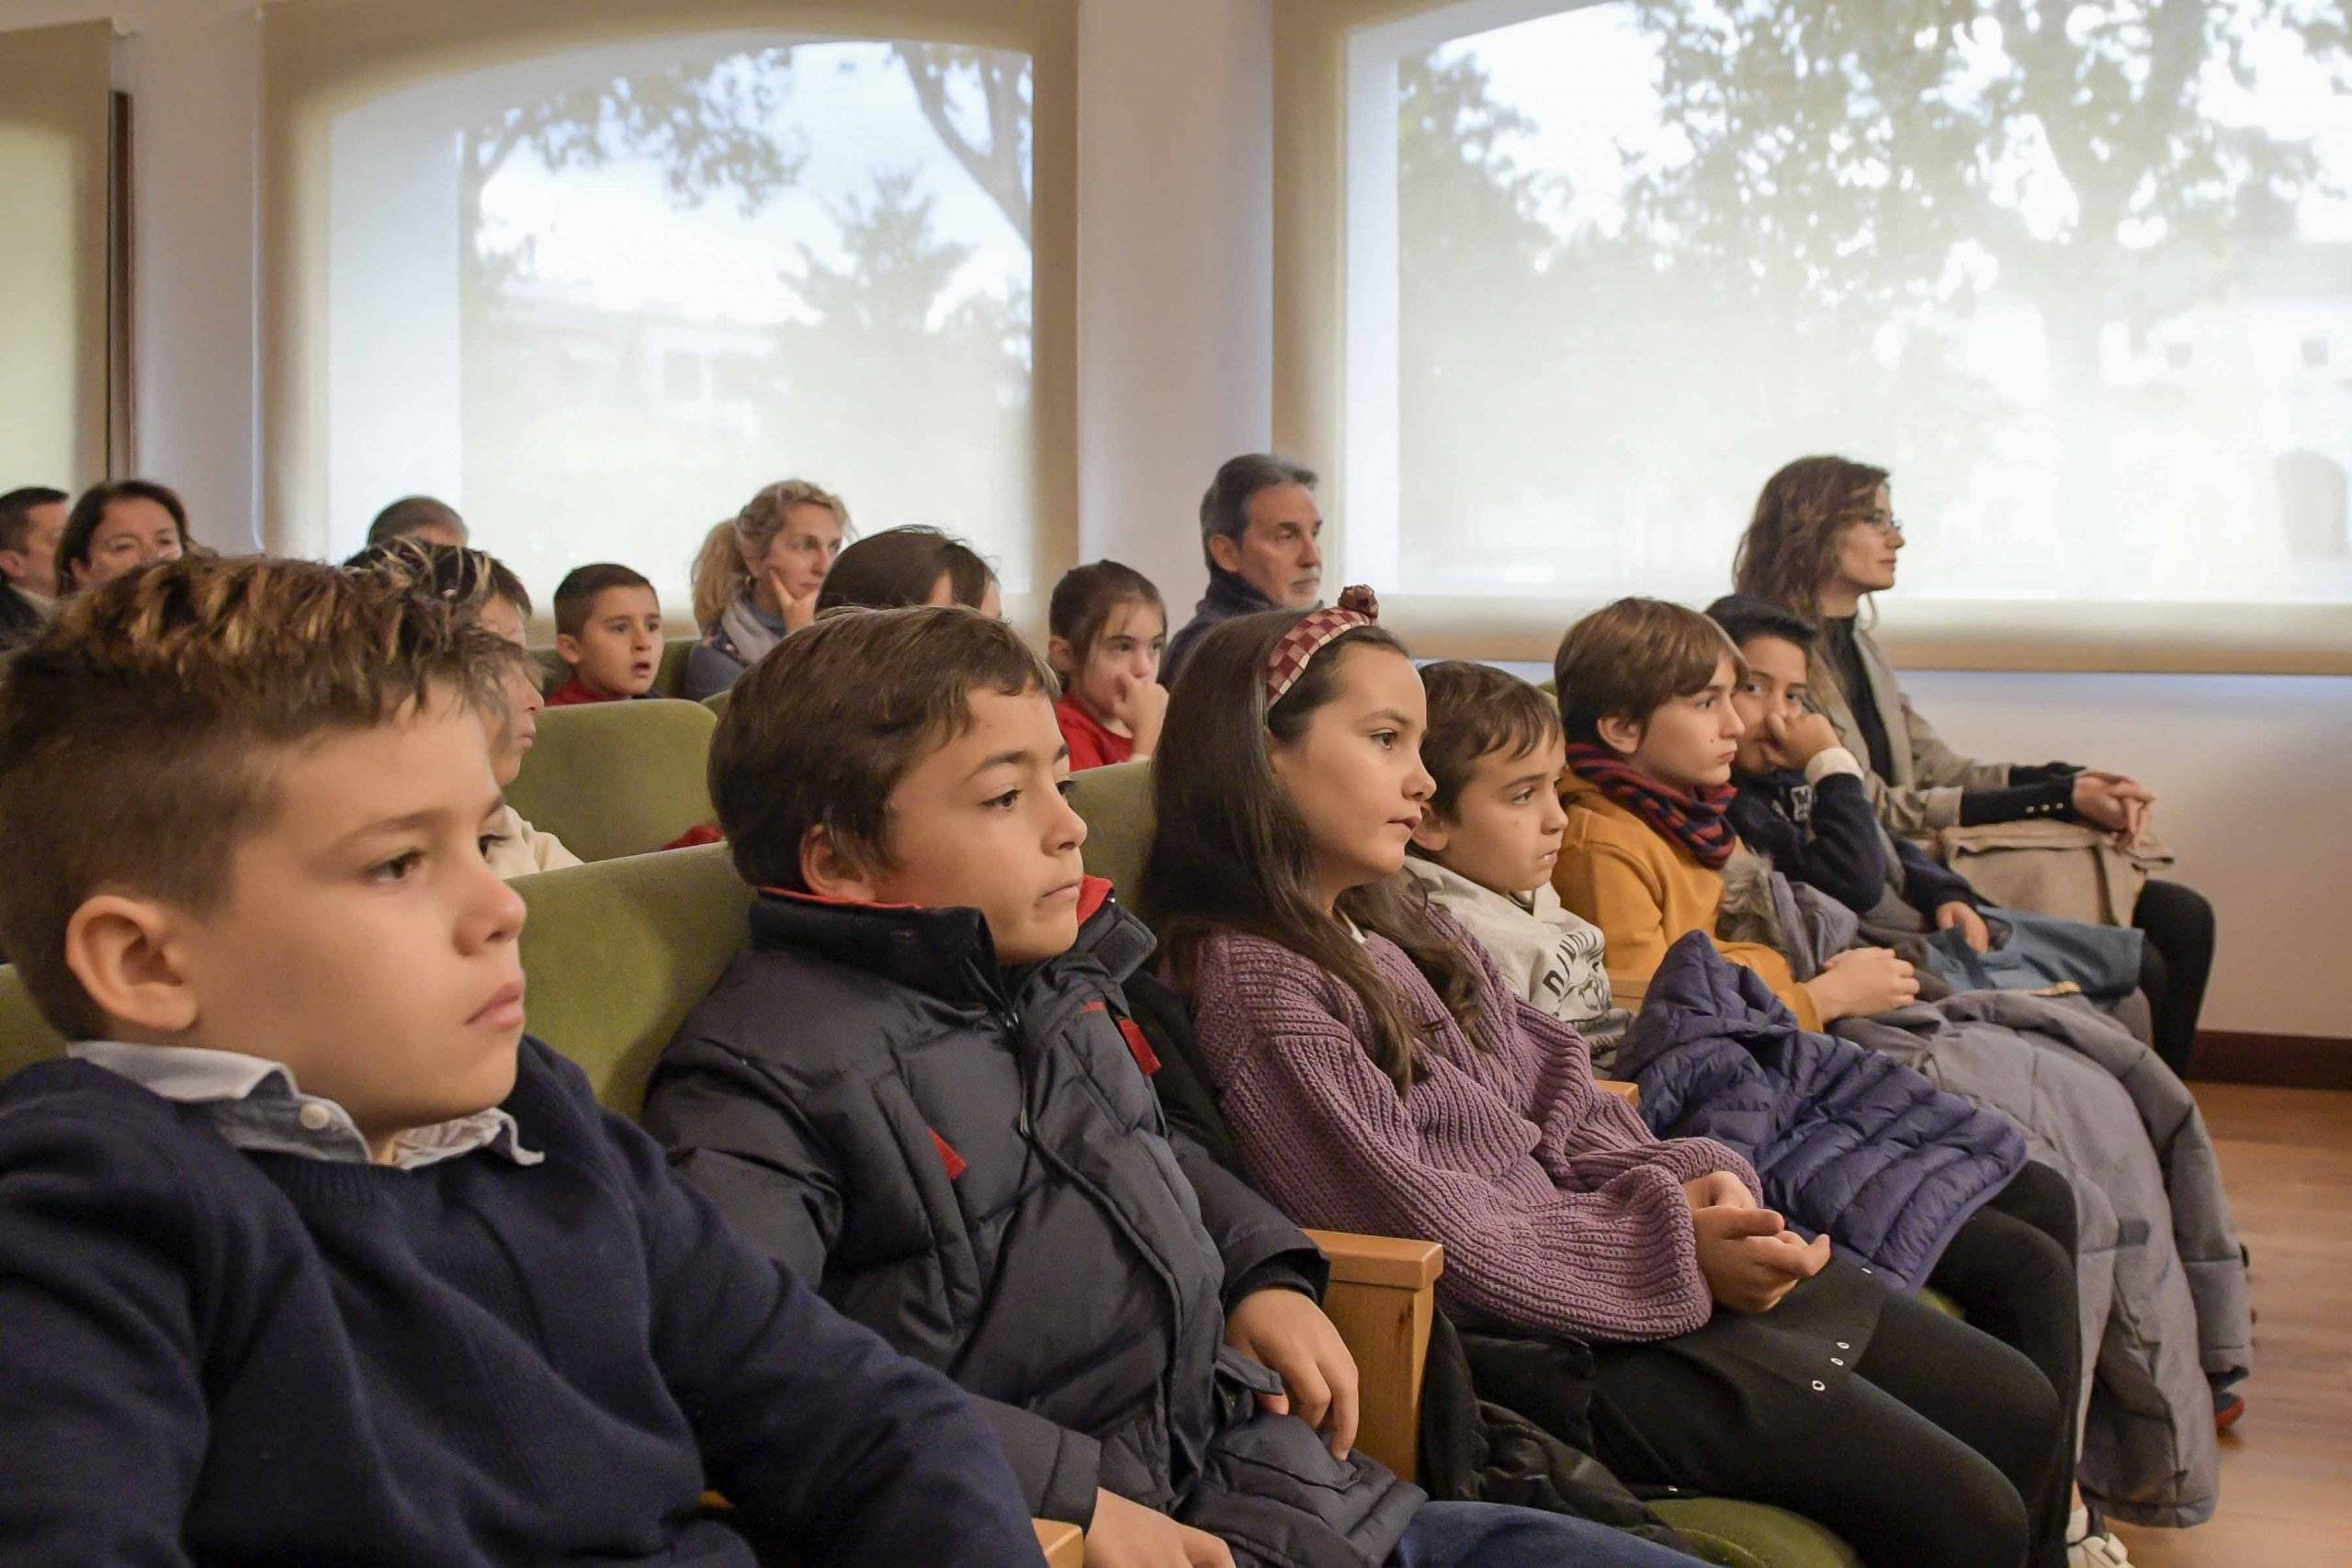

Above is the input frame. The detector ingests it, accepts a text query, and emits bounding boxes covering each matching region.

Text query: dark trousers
[1928,1161,2081,1558]
[2132,879,2215,1076]
[1589,1289,2069,1568]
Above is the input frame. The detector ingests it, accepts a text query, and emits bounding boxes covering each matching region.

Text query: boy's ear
[553,633,582,665]
[799,824,883,905]
[1205,532,1242,575]
[1408,806,1453,856]
[62,894,201,1039]
[1595,713,1645,758]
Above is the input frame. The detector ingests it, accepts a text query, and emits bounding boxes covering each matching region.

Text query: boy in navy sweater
[0,557,1041,1566]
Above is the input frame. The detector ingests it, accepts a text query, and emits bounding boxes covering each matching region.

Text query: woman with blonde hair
[682,479,849,700]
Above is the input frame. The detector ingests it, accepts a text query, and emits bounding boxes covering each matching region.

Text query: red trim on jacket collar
[1076,875,1114,925]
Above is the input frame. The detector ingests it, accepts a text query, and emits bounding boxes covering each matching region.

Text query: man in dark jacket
[648,604,1700,1568]
[1162,453,1327,685]
[0,485,67,657]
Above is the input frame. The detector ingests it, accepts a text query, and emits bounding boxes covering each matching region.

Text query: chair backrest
[0,965,68,1082]
[503,699,717,863]
[512,841,752,1118]
[1068,760,1156,901]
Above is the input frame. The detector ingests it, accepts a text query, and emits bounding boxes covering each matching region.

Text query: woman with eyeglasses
[1729,455,2214,1079]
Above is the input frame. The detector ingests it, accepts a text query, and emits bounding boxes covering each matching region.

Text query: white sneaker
[2067,1506,2132,1568]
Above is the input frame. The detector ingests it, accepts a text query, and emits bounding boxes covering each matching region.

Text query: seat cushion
[1069,759,1156,901]
[504,699,717,863]
[0,965,68,1083]
[513,843,752,1117]
[1651,1497,1864,1568]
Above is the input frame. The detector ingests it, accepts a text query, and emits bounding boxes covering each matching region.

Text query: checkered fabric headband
[1264,585,1381,707]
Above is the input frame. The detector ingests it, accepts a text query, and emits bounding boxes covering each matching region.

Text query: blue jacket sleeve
[643,1046,1104,1529]
[1895,837,1982,917]
[607,1100,1046,1565]
[1792,773,1895,913]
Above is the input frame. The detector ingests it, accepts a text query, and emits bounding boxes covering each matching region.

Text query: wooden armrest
[1035,1518,1083,1566]
[1595,1077,1640,1108]
[1301,1228,1443,1484]
[1306,1227,1442,1290]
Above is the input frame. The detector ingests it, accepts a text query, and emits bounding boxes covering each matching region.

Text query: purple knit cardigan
[1190,911,1757,1343]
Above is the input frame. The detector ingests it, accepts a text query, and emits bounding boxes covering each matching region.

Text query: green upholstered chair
[1067,759,1156,898]
[513,841,751,1119]
[503,699,718,863]
[0,964,67,1081]
[702,687,731,720]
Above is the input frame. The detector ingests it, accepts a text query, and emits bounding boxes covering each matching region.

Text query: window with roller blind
[1279,0,2352,670]
[265,0,1074,615]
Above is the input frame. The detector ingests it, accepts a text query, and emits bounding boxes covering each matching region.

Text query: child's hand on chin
[1086,1490,1236,1568]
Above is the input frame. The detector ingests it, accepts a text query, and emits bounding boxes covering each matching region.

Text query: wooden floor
[2107,1082,2352,1565]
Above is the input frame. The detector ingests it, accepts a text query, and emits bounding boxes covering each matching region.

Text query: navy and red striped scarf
[1563,741,1738,870]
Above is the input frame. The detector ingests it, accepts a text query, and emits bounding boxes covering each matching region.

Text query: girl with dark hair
[58,480,191,592]
[815,525,999,617]
[1046,559,1168,769]
[1145,594,2072,1568]
[1733,456,2215,1075]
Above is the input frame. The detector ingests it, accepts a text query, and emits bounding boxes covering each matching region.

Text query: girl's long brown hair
[1141,610,1484,1089]
[1730,455,1890,623]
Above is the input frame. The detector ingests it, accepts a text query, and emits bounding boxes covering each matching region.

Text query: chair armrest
[1595,1077,1640,1108]
[1035,1518,1084,1567]
[1303,1228,1443,1483]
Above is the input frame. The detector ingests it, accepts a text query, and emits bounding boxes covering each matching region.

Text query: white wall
[0,0,260,550]
[1902,671,2352,1038]
[1075,0,1273,606]
[6,0,2345,1038]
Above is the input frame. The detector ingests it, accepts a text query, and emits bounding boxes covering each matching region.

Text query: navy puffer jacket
[1617,931,2026,1289]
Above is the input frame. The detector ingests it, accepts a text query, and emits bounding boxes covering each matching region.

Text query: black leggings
[1590,1281,2070,1568]
[2132,879,2215,1076]
[1927,1162,2081,1553]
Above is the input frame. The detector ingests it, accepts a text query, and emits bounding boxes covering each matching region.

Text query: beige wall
[0,0,260,547]
[6,0,2345,1038]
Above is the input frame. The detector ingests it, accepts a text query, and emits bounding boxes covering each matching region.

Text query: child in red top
[1046,561,1168,770]
[549,564,663,705]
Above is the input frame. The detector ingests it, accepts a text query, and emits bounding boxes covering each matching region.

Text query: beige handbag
[1927,820,2173,928]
